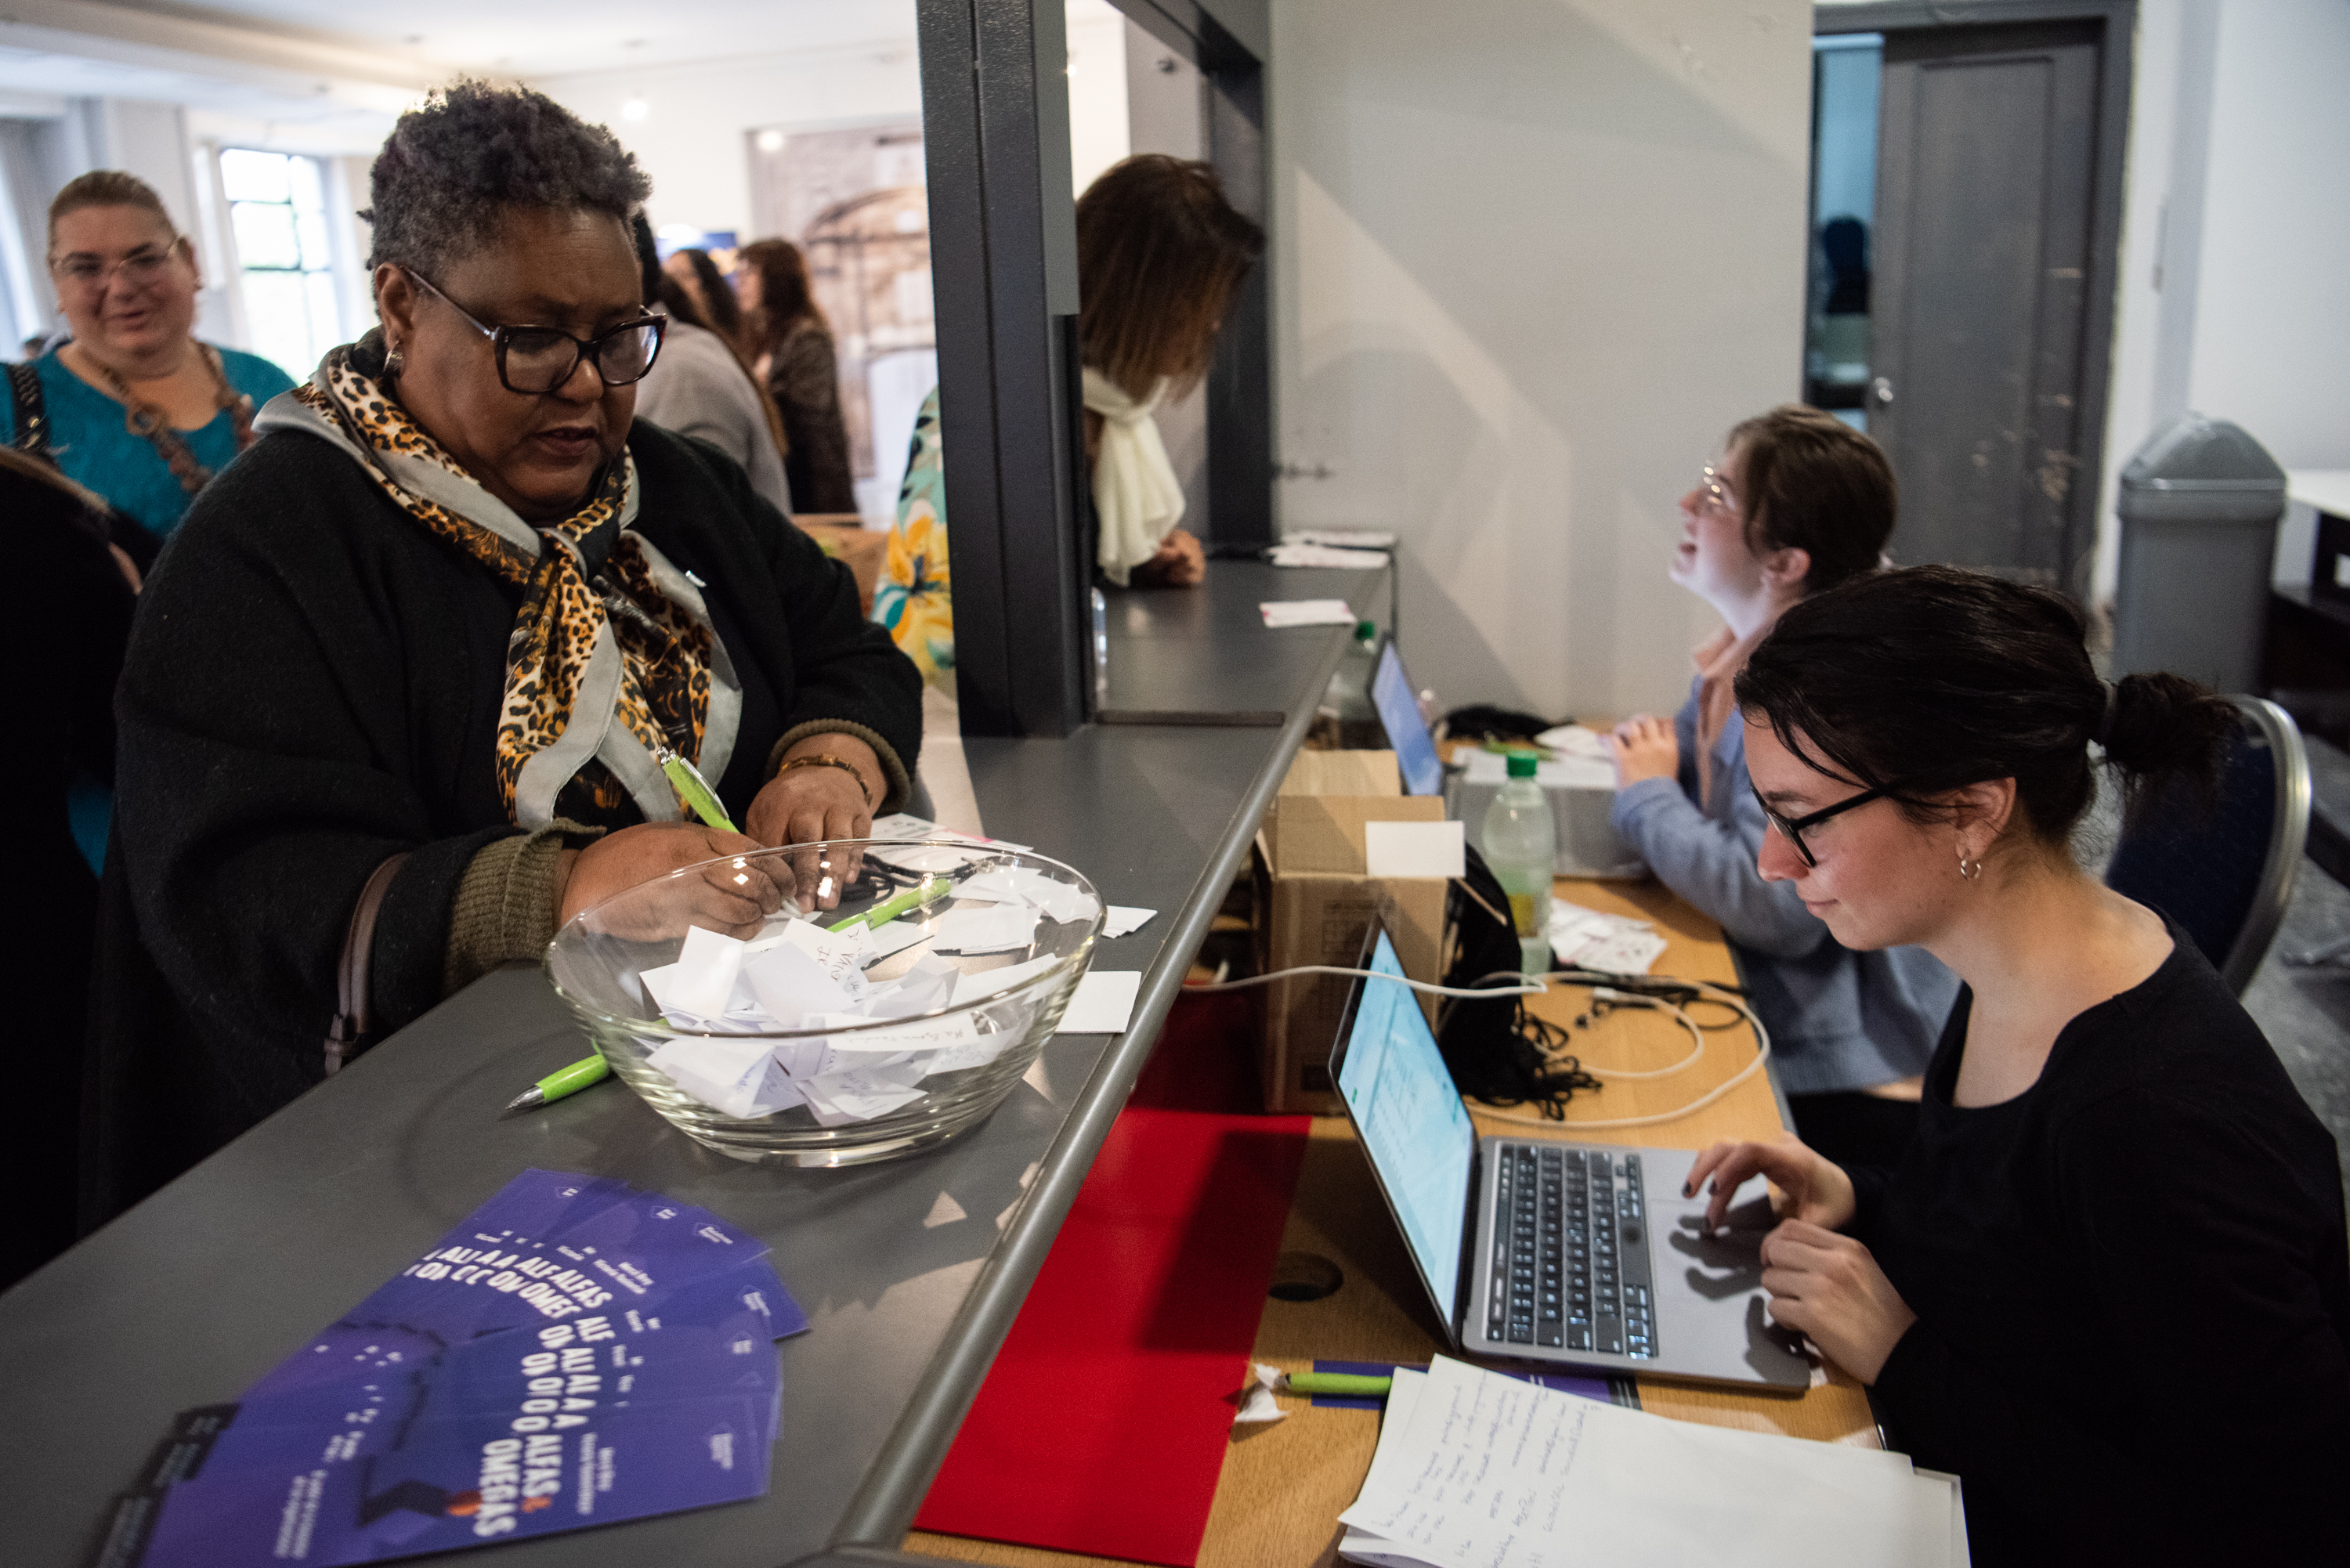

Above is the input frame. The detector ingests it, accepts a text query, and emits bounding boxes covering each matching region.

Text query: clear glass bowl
[544,838,1102,1166]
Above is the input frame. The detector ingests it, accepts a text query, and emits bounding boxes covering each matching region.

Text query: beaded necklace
[91,342,258,496]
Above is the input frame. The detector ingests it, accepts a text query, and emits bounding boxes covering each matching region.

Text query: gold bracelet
[778,753,873,806]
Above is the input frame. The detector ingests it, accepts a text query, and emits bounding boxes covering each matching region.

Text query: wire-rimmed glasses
[49,236,187,295]
[1694,462,1739,519]
[406,269,664,394]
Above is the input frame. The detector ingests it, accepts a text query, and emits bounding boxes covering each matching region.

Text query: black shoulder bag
[1435,844,1598,1115]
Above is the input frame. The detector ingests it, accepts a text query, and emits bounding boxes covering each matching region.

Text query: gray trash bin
[2112,412,2287,694]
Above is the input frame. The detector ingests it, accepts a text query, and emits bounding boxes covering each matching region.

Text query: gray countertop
[0,561,1384,1568]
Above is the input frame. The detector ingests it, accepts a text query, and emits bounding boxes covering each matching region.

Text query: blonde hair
[48,170,176,254]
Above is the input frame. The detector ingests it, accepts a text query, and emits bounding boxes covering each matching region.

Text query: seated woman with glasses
[1686,565,2348,1565]
[87,81,920,1219]
[4,171,295,547]
[1606,406,1957,1168]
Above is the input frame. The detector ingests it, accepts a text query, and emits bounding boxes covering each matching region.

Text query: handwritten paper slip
[1338,1359,1966,1568]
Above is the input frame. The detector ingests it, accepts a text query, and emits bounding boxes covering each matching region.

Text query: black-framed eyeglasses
[1750,779,1904,869]
[406,269,664,394]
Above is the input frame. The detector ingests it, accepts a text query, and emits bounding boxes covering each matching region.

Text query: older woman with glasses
[86,81,920,1219]
[4,171,295,546]
[1687,565,2348,1566]
[1605,406,1958,1169]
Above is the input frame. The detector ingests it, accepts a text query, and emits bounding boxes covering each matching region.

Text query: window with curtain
[220,148,342,381]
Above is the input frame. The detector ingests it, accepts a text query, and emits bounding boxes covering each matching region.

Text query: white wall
[1270,0,1813,720]
[533,44,924,239]
[2082,0,2350,601]
[1066,0,1131,196]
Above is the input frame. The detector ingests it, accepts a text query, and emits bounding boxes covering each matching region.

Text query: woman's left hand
[1755,1219,1917,1385]
[747,734,884,907]
[1608,715,1679,786]
[1133,527,1206,587]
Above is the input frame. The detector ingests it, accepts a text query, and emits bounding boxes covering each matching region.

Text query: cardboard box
[1253,751,1448,1114]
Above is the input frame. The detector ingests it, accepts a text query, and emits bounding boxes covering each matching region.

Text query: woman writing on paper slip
[1685,567,2349,1566]
[89,82,920,1219]
[1607,407,1956,1167]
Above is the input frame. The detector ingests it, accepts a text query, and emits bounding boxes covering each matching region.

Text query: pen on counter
[504,1053,610,1115]
[1283,1371,1393,1397]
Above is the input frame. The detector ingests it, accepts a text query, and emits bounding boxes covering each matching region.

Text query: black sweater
[85,420,920,1222]
[1853,920,2350,1566]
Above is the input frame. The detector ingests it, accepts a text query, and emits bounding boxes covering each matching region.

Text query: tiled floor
[2243,858,2350,1203]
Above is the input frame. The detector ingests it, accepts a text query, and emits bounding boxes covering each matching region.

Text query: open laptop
[1370,638,1444,797]
[1329,919,1811,1391]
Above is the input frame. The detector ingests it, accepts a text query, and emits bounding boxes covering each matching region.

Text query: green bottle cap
[1355,620,1379,642]
[1506,752,1539,779]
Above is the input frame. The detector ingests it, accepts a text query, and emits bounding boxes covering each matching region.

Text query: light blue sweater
[1609,681,1958,1096]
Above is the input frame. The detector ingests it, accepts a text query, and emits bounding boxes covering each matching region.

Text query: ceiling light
[621,99,649,121]
[757,128,784,153]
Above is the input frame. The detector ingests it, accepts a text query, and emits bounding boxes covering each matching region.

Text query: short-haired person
[3,171,294,544]
[1608,407,1958,1166]
[1688,566,2349,1565]
[87,82,920,1219]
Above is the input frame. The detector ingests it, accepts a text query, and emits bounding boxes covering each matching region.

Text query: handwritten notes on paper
[1338,1359,1966,1568]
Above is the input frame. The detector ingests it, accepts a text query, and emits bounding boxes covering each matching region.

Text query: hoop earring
[1957,836,1984,882]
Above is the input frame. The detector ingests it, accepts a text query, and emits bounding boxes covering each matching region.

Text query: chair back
[2104,696,2310,994]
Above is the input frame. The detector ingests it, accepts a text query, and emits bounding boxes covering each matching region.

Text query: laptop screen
[1372,641,1444,797]
[1335,927,1477,1328]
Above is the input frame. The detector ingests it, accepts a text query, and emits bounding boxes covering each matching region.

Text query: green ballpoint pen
[504,1053,611,1115]
[1282,1371,1394,1396]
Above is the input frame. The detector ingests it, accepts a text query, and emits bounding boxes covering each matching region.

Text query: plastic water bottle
[1480,752,1556,974]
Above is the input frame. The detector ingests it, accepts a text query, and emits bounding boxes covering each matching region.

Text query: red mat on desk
[913,992,1308,1566]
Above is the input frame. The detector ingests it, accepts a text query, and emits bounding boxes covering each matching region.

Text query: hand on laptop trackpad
[1662,1198,1774,1299]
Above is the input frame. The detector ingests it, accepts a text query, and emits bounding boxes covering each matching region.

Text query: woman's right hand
[556,822,791,937]
[1682,1137,1857,1232]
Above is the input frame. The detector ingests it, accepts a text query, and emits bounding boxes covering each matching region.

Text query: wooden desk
[907,879,1877,1568]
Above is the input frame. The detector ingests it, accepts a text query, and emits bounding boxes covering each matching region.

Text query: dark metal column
[919,0,1088,737]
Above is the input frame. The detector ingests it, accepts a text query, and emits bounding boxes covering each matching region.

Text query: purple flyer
[92,1173,807,1567]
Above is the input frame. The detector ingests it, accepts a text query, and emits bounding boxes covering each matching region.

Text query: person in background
[1690,565,2348,1565]
[871,155,1265,689]
[86,81,920,1223]
[739,238,856,515]
[1,448,137,1287]
[2,170,295,545]
[1607,406,1957,1169]
[629,213,793,516]
[663,246,750,355]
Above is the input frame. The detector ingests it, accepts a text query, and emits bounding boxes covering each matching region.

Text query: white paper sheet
[1103,905,1157,938]
[667,925,749,1018]
[1549,902,1668,974]
[1054,970,1140,1034]
[956,865,1100,924]
[1339,1357,1954,1568]
[645,1036,801,1118]
[949,954,1064,1007]
[797,1061,928,1127]
[802,1010,982,1057]
[741,942,859,1028]
[866,953,961,1020]
[1267,543,1390,569]
[863,919,933,960]
[1285,528,1397,549]
[1259,598,1357,627]
[929,903,1041,954]
[1362,820,1466,879]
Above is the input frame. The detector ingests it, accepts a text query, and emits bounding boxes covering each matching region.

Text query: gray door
[1869,21,2103,586]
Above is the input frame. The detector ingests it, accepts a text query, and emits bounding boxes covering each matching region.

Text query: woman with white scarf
[874,156,1264,690]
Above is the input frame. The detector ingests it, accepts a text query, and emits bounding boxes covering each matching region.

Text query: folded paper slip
[914,997,1310,1567]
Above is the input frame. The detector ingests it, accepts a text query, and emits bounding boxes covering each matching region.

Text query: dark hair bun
[2103,671,2237,787]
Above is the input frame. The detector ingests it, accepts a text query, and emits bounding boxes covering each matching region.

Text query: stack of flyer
[1339,1357,1968,1568]
[90,1172,805,1566]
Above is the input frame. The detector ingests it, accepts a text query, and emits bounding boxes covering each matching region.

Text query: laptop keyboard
[1488,1143,1657,1358]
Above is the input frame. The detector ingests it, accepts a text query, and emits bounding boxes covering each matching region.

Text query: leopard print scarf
[265,337,740,829]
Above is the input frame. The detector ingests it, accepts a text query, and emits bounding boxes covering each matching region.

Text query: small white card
[1055,970,1141,1034]
[668,925,749,1018]
[1259,598,1357,628]
[1363,819,1466,879]
[1102,905,1156,938]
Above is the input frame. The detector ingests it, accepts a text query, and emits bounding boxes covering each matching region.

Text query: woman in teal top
[5,170,294,545]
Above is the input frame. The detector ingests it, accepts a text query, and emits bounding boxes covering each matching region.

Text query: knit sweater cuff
[443,819,607,996]
[768,720,912,814]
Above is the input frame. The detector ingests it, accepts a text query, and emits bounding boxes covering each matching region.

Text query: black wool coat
[84,418,921,1223]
